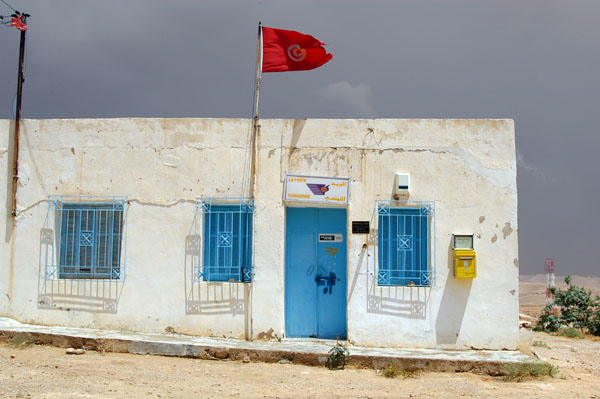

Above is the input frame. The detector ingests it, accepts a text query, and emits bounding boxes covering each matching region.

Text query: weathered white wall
[0,118,519,349]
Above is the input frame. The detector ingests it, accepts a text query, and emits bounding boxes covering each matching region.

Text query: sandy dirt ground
[0,331,599,399]
[1,276,599,399]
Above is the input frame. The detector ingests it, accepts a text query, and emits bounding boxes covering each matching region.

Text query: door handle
[315,272,338,294]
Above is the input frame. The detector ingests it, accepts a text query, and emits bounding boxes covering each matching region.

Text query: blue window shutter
[56,201,124,279]
[203,203,253,282]
[378,206,430,286]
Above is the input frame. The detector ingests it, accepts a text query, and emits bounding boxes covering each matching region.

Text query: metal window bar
[194,198,253,282]
[45,196,128,280]
[375,200,435,287]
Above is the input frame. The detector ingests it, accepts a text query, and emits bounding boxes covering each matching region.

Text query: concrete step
[0,318,538,375]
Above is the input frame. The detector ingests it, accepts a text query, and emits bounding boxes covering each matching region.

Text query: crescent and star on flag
[252,22,332,120]
[250,23,332,198]
[260,25,333,73]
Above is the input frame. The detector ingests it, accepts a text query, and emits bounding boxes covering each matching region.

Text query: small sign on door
[319,234,343,242]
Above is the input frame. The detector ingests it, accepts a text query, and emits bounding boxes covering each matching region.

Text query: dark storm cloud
[1,0,599,275]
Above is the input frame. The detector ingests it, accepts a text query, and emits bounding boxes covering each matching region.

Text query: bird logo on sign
[306,183,329,195]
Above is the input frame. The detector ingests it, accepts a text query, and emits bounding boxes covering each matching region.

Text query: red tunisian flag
[262,26,332,73]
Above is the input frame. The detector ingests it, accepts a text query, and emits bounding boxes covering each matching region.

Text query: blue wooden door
[285,208,347,339]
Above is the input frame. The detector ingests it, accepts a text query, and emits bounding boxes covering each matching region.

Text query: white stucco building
[0,118,519,349]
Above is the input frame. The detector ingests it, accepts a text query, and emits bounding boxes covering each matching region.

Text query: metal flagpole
[248,21,263,342]
[250,21,262,199]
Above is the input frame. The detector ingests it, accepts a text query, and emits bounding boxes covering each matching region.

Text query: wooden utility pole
[11,12,29,217]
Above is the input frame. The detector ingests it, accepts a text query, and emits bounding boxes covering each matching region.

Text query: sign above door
[284,174,350,204]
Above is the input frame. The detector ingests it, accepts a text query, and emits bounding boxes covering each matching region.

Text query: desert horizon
[519,274,600,318]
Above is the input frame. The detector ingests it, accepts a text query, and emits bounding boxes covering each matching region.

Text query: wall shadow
[359,204,430,320]
[290,119,306,149]
[37,225,124,314]
[185,282,247,316]
[38,280,123,313]
[348,243,369,304]
[434,240,473,345]
[366,274,431,320]
[280,119,306,180]
[351,209,430,320]
[184,232,247,317]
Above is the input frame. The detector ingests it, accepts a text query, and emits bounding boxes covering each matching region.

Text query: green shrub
[382,364,399,378]
[327,341,349,370]
[399,368,423,379]
[588,312,600,336]
[556,327,583,339]
[535,276,600,337]
[532,340,550,349]
[380,364,422,379]
[7,333,36,349]
[534,305,561,332]
[501,362,558,382]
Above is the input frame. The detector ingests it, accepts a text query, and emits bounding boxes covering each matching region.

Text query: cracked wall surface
[1,118,518,349]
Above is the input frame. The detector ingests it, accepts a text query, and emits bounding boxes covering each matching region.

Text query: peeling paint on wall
[502,222,514,239]
[161,154,182,168]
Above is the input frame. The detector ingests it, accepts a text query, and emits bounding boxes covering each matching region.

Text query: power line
[0,0,17,13]
[1,15,16,25]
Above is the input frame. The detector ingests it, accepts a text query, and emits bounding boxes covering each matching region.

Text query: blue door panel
[286,207,347,339]
[285,230,317,337]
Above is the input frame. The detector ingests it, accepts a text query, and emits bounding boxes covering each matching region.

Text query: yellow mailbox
[453,234,476,279]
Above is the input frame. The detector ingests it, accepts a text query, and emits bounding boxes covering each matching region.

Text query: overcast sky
[1,0,599,276]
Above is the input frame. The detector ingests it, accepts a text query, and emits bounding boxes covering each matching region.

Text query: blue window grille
[45,196,128,280]
[194,199,253,282]
[376,200,435,286]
